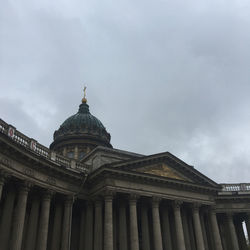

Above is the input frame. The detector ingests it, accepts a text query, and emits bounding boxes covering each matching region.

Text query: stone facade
[0,115,250,250]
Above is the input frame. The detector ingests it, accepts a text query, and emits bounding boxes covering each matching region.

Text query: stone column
[24,197,40,250]
[61,196,74,250]
[104,192,113,250]
[161,206,173,250]
[209,209,223,250]
[141,205,150,250]
[192,204,205,250]
[94,199,103,250]
[36,191,52,250]
[50,201,63,250]
[129,195,139,250]
[172,201,186,250]
[10,183,30,250]
[152,197,163,250]
[0,188,16,250]
[84,201,94,250]
[119,200,128,250]
[226,213,240,250]
[79,206,86,250]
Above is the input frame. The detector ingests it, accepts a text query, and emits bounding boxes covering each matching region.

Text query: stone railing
[220,183,250,192]
[0,118,88,173]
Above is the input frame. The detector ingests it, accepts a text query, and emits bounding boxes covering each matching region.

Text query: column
[104,193,113,250]
[161,206,172,250]
[0,188,16,250]
[79,206,86,250]
[61,196,74,250]
[10,183,30,250]
[192,204,205,250]
[84,201,94,250]
[152,197,163,250]
[172,201,186,250]
[24,197,40,250]
[209,209,223,250]
[226,213,240,250]
[50,201,63,250]
[36,191,52,250]
[141,205,150,250]
[94,199,103,250]
[119,200,128,250]
[129,195,139,250]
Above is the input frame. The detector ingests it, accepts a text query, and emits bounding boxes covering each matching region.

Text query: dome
[50,98,112,156]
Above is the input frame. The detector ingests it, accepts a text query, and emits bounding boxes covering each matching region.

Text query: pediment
[111,151,219,188]
[135,163,193,182]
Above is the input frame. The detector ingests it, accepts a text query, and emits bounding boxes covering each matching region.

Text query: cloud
[1,0,250,183]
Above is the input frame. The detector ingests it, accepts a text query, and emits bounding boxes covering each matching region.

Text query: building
[0,94,250,250]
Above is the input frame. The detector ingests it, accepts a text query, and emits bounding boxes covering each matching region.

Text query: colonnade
[71,195,227,250]
[0,180,73,250]
[0,179,249,250]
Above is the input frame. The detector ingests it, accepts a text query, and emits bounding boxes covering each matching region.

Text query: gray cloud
[1,0,250,183]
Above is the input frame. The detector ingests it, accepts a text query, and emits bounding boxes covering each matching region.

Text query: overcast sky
[1,0,250,183]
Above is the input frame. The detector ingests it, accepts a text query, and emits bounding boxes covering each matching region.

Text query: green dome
[51,102,112,148]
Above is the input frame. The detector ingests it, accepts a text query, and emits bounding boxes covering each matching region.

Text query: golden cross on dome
[83,86,87,99]
[82,86,87,103]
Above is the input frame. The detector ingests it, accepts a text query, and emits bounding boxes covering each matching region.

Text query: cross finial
[82,86,87,103]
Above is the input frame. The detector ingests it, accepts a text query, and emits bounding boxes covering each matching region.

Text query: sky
[1,0,250,183]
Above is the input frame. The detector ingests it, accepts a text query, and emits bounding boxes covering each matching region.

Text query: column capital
[152,197,161,208]
[103,189,115,200]
[64,195,74,205]
[209,205,217,214]
[191,203,201,213]
[42,190,54,201]
[94,197,103,207]
[19,180,32,193]
[129,193,139,203]
[172,200,183,210]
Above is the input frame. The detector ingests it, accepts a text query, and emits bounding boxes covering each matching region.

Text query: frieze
[0,155,13,168]
[0,152,78,194]
[23,167,35,177]
[46,176,56,185]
